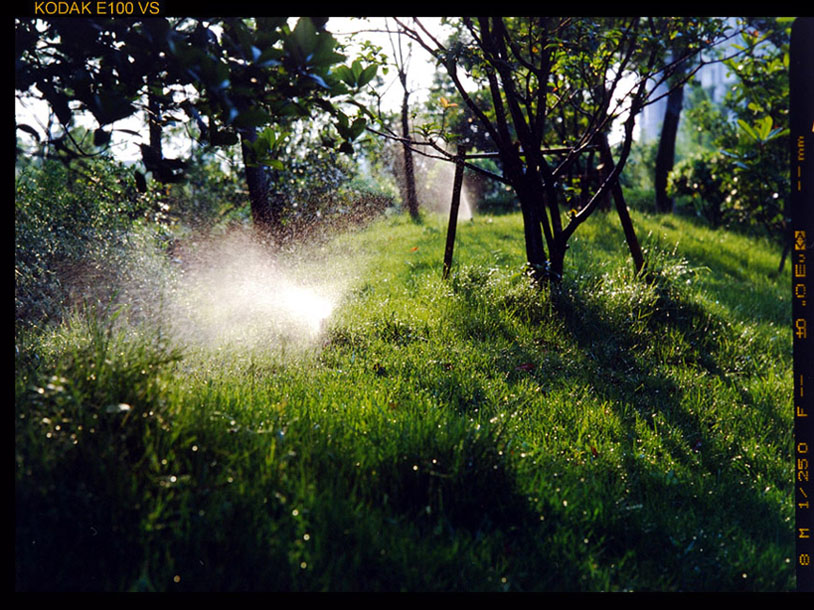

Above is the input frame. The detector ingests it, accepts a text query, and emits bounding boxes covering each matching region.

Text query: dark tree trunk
[147,88,163,162]
[400,90,420,220]
[600,133,645,274]
[442,151,466,280]
[239,128,279,235]
[514,180,548,275]
[654,83,684,213]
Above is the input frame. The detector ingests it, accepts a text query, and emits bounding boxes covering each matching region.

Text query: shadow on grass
[543,273,792,590]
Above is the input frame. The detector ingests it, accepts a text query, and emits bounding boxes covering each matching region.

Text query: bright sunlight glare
[116,229,347,354]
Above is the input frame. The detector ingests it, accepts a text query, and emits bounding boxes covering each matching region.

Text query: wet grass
[15,209,793,591]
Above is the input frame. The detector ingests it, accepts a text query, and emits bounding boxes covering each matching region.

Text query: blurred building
[637,20,738,143]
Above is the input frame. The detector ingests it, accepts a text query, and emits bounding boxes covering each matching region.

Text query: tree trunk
[400,90,420,220]
[442,151,465,280]
[654,82,684,213]
[600,133,645,274]
[239,128,279,235]
[147,87,163,162]
[514,178,546,272]
[514,179,551,278]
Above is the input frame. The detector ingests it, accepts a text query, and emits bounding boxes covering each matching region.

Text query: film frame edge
[791,15,814,595]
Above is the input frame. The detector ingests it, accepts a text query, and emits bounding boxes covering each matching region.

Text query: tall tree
[385,20,420,220]
[654,37,693,213]
[15,17,376,237]
[394,17,731,281]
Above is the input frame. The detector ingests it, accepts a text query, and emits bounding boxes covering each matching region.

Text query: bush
[667,152,730,227]
[15,158,173,327]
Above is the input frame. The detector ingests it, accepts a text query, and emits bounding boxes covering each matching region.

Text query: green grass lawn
[15,208,794,591]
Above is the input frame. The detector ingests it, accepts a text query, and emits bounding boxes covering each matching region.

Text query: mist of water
[417,154,474,221]
[110,227,352,356]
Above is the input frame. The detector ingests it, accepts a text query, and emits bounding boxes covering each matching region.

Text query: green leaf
[255,47,282,68]
[755,116,773,141]
[333,65,355,86]
[233,107,271,129]
[335,111,350,138]
[290,17,319,61]
[90,93,136,125]
[351,59,363,82]
[357,64,378,88]
[257,126,289,154]
[349,117,367,140]
[737,119,759,142]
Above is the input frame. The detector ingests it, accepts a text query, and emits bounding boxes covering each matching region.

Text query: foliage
[668,151,731,226]
[15,17,379,232]
[395,17,731,280]
[262,132,395,242]
[15,157,173,327]
[162,143,249,228]
[669,19,791,246]
[618,139,659,209]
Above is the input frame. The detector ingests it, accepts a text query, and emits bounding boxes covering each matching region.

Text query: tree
[670,18,792,270]
[653,37,694,213]
[393,17,732,281]
[383,19,421,220]
[15,17,377,237]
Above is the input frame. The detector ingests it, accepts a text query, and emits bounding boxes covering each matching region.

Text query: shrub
[15,158,174,327]
[667,151,730,227]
